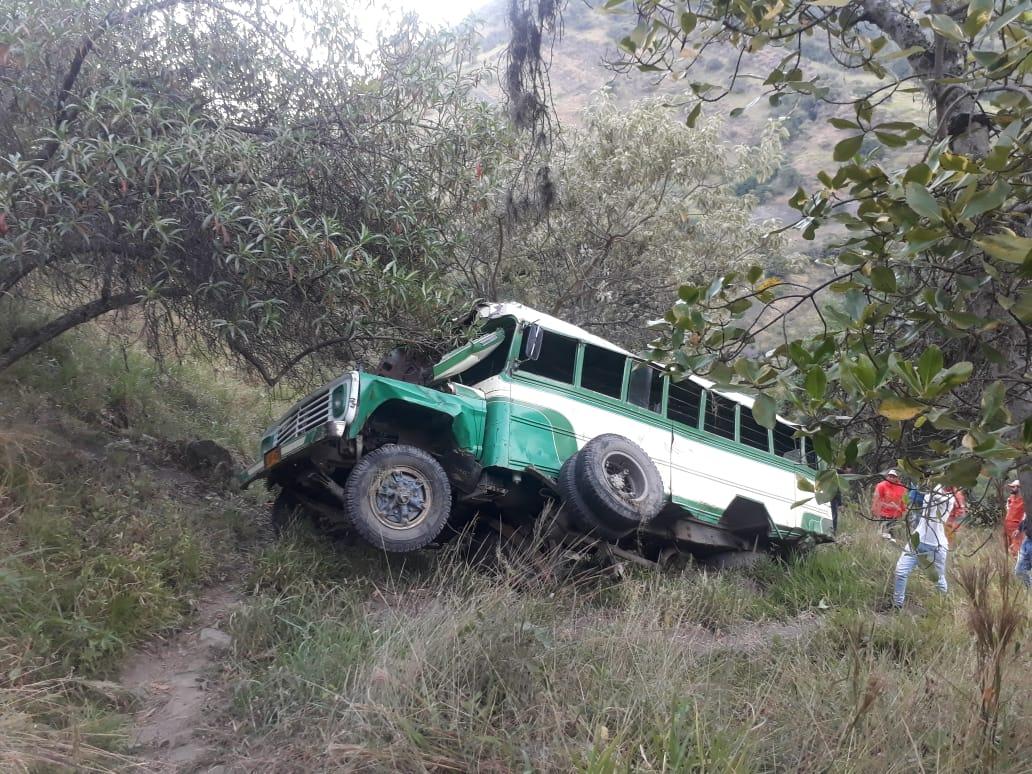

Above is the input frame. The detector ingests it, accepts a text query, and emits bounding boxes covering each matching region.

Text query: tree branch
[36,0,196,164]
[0,287,188,372]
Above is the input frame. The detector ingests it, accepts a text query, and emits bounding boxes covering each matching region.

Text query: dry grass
[220,517,1032,772]
[0,298,275,771]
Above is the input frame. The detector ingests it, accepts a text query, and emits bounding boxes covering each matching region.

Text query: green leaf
[677,284,701,304]
[851,354,879,391]
[709,361,733,385]
[874,131,908,148]
[981,380,1008,422]
[810,434,834,464]
[960,180,1011,222]
[986,3,1030,37]
[869,265,897,292]
[937,361,973,388]
[679,11,698,34]
[976,231,1032,264]
[877,396,926,421]
[805,367,827,400]
[904,183,942,221]
[917,346,943,387]
[752,393,777,430]
[1011,290,1032,324]
[945,456,982,488]
[833,135,864,161]
[727,298,752,314]
[926,14,966,42]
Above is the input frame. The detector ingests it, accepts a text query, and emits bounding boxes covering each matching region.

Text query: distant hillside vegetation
[471,0,923,233]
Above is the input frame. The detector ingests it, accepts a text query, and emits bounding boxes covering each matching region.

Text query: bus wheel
[558,456,626,542]
[343,444,452,552]
[576,434,664,532]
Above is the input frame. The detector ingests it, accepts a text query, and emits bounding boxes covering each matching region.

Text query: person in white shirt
[891,484,956,609]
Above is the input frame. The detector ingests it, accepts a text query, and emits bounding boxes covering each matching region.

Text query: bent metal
[240,302,834,561]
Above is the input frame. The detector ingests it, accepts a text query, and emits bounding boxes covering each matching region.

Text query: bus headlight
[331,383,348,418]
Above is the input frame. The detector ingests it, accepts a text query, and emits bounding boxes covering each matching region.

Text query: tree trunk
[0,289,183,373]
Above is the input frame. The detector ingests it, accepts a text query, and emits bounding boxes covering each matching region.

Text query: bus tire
[558,456,626,542]
[343,444,452,552]
[576,434,664,532]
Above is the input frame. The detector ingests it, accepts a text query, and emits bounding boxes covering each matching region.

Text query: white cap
[886,469,899,477]
[1009,479,1021,488]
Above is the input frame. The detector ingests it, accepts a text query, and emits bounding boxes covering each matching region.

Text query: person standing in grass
[1014,508,1032,589]
[943,486,967,546]
[1004,480,1025,557]
[892,484,956,609]
[872,469,907,539]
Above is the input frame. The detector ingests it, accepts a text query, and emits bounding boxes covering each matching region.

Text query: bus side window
[668,379,702,428]
[518,330,577,384]
[703,391,735,439]
[581,344,624,399]
[802,439,819,468]
[628,365,663,413]
[773,421,802,461]
[739,405,772,452]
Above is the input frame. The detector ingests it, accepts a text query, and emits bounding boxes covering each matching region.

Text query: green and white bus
[241,302,834,559]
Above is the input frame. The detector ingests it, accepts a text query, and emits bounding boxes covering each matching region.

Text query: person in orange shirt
[944,486,967,545]
[1005,480,1025,557]
[872,469,907,538]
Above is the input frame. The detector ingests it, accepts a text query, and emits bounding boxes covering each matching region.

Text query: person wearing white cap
[1004,479,1025,557]
[891,484,956,608]
[872,468,907,539]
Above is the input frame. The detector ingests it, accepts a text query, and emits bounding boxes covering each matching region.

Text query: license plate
[264,448,281,468]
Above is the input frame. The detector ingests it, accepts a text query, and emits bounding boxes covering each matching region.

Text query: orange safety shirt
[873,480,907,519]
[945,489,967,544]
[1005,494,1025,557]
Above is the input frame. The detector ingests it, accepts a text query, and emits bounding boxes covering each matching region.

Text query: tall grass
[222,514,1032,772]
[0,297,275,769]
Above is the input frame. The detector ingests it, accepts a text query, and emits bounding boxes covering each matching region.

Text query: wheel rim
[367,465,433,530]
[600,451,648,503]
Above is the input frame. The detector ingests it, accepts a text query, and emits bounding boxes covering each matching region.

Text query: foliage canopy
[0,0,500,383]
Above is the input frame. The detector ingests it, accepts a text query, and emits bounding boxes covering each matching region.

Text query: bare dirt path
[120,584,243,773]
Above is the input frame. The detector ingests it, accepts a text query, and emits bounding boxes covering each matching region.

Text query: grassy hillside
[214,525,1031,771]
[1,300,1029,771]
[0,300,275,769]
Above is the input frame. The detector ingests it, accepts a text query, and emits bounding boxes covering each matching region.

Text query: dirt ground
[120,585,243,773]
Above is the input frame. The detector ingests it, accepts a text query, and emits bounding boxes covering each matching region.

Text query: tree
[450,98,793,345]
[0,0,495,383]
[510,0,1032,499]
